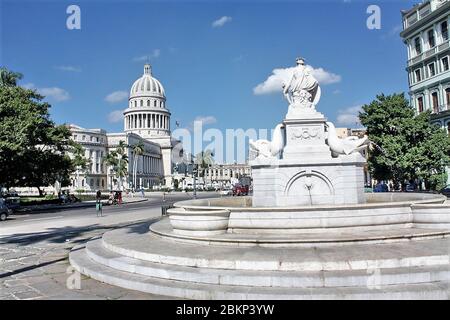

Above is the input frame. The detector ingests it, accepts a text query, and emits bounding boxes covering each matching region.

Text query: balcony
[408,40,450,67]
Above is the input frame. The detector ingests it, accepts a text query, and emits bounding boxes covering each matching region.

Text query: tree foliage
[359,93,450,190]
[0,67,78,194]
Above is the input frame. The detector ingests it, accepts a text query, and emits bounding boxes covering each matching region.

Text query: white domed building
[66,64,182,191]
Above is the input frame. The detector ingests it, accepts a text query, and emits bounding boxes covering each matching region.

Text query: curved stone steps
[102,227,450,272]
[70,244,450,300]
[85,237,450,289]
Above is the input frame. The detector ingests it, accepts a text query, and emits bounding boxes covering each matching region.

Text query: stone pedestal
[250,111,367,207]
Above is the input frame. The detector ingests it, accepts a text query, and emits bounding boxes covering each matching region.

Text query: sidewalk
[14,197,148,214]
[0,204,160,238]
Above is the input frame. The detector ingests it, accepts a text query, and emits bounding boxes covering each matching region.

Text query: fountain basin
[168,193,447,236]
[168,208,230,236]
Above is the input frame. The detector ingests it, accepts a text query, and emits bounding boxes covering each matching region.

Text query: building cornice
[400,2,450,39]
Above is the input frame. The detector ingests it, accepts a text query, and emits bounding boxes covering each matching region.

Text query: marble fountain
[70,58,450,299]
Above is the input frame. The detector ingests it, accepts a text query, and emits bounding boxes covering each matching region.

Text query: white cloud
[54,65,81,72]
[212,16,232,28]
[133,49,161,62]
[23,83,70,102]
[336,105,362,126]
[105,90,128,103]
[108,110,124,123]
[193,116,217,125]
[253,65,341,95]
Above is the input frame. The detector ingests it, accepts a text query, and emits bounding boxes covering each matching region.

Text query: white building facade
[400,0,450,184]
[69,64,182,191]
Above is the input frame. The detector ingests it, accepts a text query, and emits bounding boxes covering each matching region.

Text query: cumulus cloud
[105,90,128,103]
[108,110,124,123]
[23,83,70,102]
[54,65,82,72]
[212,16,232,28]
[253,65,341,95]
[336,105,362,126]
[133,49,161,62]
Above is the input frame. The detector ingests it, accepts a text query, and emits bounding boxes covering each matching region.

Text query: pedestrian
[141,188,145,198]
[96,190,103,217]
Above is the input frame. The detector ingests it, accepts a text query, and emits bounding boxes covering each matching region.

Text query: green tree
[102,141,129,190]
[70,141,91,189]
[102,151,119,190]
[195,150,214,178]
[359,93,450,190]
[131,141,145,191]
[0,67,22,87]
[0,68,75,195]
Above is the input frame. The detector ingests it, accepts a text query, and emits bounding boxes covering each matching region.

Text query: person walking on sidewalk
[96,190,103,217]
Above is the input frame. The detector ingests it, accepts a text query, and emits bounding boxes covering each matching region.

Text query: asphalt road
[3,192,220,227]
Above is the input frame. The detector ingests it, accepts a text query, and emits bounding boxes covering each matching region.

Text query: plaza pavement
[0,192,219,300]
[0,204,167,299]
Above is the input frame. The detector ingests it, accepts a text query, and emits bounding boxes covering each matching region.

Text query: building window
[417,96,424,113]
[428,63,436,77]
[446,88,450,109]
[432,92,439,113]
[140,100,143,107]
[442,57,449,71]
[154,100,157,107]
[415,68,422,82]
[442,21,448,41]
[415,37,422,55]
[428,29,435,48]
[147,100,150,106]
[82,135,85,141]
[134,101,137,107]
[74,135,77,140]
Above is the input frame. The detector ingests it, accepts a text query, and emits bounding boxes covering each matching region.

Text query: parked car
[440,185,450,198]
[373,182,388,193]
[232,184,249,196]
[405,183,417,192]
[3,193,20,212]
[0,198,12,221]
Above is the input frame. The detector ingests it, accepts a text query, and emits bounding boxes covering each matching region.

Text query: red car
[232,184,249,196]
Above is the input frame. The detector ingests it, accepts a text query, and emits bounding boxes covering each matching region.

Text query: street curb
[13,198,149,215]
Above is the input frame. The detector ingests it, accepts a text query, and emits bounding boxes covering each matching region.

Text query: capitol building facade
[68,64,182,191]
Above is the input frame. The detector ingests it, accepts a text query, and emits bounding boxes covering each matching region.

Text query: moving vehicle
[232,184,249,196]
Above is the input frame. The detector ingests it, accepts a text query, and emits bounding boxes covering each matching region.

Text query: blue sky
[2,0,416,135]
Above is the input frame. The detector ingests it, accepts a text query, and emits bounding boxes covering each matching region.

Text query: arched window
[140,100,143,107]
[147,100,150,107]
[160,101,162,107]
[134,100,137,108]
[154,100,157,107]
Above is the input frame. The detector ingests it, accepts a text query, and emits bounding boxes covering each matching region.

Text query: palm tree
[0,67,23,87]
[195,150,214,176]
[71,142,91,189]
[102,151,118,190]
[131,141,145,191]
[115,140,129,190]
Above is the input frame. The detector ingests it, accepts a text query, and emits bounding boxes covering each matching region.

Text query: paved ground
[0,192,219,300]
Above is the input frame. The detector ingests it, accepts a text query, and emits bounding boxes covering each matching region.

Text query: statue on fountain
[283,57,322,115]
